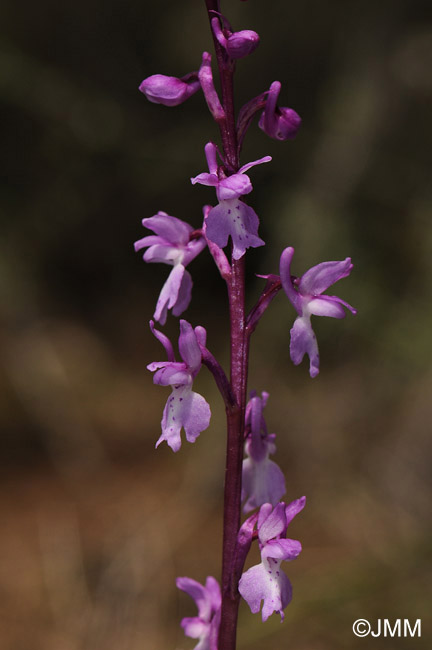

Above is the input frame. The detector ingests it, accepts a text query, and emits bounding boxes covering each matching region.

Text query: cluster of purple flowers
[136,5,356,648]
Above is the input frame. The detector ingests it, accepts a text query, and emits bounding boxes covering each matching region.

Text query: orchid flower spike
[211,16,259,59]
[139,72,200,107]
[134,212,206,325]
[280,247,357,378]
[239,497,306,621]
[176,576,221,650]
[191,142,271,259]
[147,320,211,452]
[242,391,286,512]
[259,81,301,141]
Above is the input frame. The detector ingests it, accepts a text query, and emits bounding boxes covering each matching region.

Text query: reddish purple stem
[204,2,248,648]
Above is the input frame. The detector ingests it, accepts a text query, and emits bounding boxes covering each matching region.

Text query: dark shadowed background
[1,1,431,648]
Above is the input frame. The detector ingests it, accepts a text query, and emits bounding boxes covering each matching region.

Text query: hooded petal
[246,393,268,462]
[290,316,320,378]
[298,258,353,296]
[262,538,302,561]
[242,456,286,513]
[142,212,192,246]
[217,173,253,200]
[178,319,202,372]
[205,199,265,260]
[258,502,287,544]
[151,363,190,386]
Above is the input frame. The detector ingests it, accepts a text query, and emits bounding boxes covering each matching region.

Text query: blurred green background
[1,0,431,648]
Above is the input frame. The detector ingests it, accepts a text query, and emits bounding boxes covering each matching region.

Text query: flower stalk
[135,1,356,647]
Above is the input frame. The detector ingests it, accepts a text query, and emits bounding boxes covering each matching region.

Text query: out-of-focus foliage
[0,1,431,648]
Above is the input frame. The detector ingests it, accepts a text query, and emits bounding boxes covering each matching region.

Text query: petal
[190,172,220,188]
[142,213,192,246]
[258,502,287,543]
[182,237,207,267]
[194,325,207,348]
[204,576,222,612]
[149,320,175,361]
[238,155,272,175]
[154,265,186,325]
[180,616,208,639]
[289,316,320,378]
[143,243,183,265]
[322,294,357,315]
[199,53,225,121]
[299,258,353,295]
[176,575,220,622]
[257,502,274,530]
[178,319,202,371]
[172,269,193,318]
[259,81,280,139]
[285,496,307,526]
[308,296,347,319]
[151,363,190,386]
[134,235,165,252]
[280,247,302,314]
[204,141,218,176]
[262,538,302,561]
[205,199,264,261]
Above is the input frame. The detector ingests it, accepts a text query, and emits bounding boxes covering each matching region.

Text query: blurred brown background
[1,0,431,648]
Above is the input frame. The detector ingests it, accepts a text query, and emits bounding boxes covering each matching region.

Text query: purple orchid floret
[242,391,286,513]
[238,497,306,622]
[176,575,221,650]
[134,211,206,325]
[147,319,211,452]
[191,142,271,259]
[280,247,357,378]
[259,81,301,141]
[139,72,200,107]
[211,17,259,59]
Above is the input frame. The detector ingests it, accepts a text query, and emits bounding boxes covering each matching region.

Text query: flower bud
[211,17,259,60]
[139,73,199,107]
[226,30,259,59]
[258,81,301,141]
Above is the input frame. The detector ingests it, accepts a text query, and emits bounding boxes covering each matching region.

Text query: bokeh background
[1,0,431,648]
